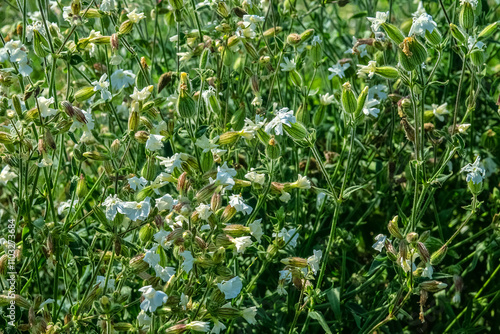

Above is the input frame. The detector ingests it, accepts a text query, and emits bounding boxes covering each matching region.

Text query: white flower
[211,320,227,334]
[180,250,194,273]
[127,9,146,23]
[137,310,152,328]
[37,155,54,168]
[249,219,263,242]
[0,165,16,185]
[102,194,122,220]
[368,85,388,100]
[367,11,389,33]
[251,96,263,106]
[138,285,168,312]
[154,265,176,282]
[432,103,448,121]
[229,194,253,215]
[264,107,296,136]
[307,249,323,275]
[130,85,153,101]
[409,13,437,36]
[186,321,211,332]
[39,298,55,309]
[0,40,32,76]
[311,35,322,46]
[460,0,478,8]
[128,176,148,191]
[110,69,136,90]
[155,194,177,211]
[292,174,311,189]
[217,276,243,299]
[37,97,57,117]
[319,93,335,105]
[467,36,485,51]
[100,0,115,11]
[273,228,299,248]
[363,99,381,118]
[144,245,160,267]
[279,57,296,72]
[180,293,189,310]
[422,262,433,279]
[209,162,237,190]
[158,153,183,173]
[316,192,326,209]
[242,306,257,324]
[279,192,291,203]
[457,123,471,133]
[196,135,219,153]
[232,236,253,253]
[243,14,265,24]
[96,275,115,291]
[91,74,112,101]
[328,62,350,80]
[196,203,213,220]
[146,134,165,151]
[117,197,151,221]
[245,168,265,185]
[372,234,387,252]
[154,229,174,250]
[357,61,378,79]
[460,156,485,184]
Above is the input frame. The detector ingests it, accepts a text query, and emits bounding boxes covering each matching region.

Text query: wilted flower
[372,234,387,252]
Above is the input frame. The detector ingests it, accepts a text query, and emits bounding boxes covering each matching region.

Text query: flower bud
[284,121,308,141]
[83,151,109,161]
[216,1,230,17]
[223,224,250,237]
[470,48,484,67]
[75,86,97,102]
[381,23,405,44]
[265,137,281,160]
[450,24,467,44]
[89,36,111,45]
[399,37,427,71]
[118,20,134,35]
[158,72,174,94]
[299,29,314,43]
[243,42,259,59]
[11,94,22,118]
[406,232,419,244]
[375,66,399,79]
[425,28,442,46]
[177,73,196,118]
[420,280,448,293]
[134,130,149,144]
[211,193,222,212]
[355,86,369,117]
[419,230,430,243]
[263,26,282,37]
[139,224,154,242]
[341,82,357,114]
[281,257,308,267]
[0,132,14,144]
[313,105,326,127]
[387,216,403,239]
[287,33,301,45]
[459,3,475,30]
[430,245,447,265]
[417,242,430,263]
[385,239,398,262]
[128,109,139,133]
[76,174,88,198]
[478,22,499,40]
[220,205,237,224]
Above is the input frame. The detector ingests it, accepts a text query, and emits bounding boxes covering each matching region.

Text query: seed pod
[313,105,326,127]
[130,254,149,272]
[263,26,282,37]
[233,6,247,18]
[265,137,281,160]
[213,132,235,147]
[459,3,475,30]
[281,257,308,267]
[216,1,230,17]
[128,109,139,133]
[425,28,442,46]
[243,42,259,59]
[11,94,23,118]
[387,216,403,239]
[223,224,250,237]
[287,33,301,45]
[310,38,322,63]
[399,37,427,69]
[450,23,467,44]
[420,280,447,293]
[139,224,154,242]
[76,174,88,198]
[289,69,303,87]
[417,242,430,263]
[384,239,398,262]
[61,100,75,117]
[220,205,237,224]
[470,48,484,67]
[89,36,111,45]
[375,66,399,79]
[74,86,97,102]
[44,129,56,150]
[284,121,309,142]
[83,151,109,161]
[478,22,499,40]
[381,23,405,44]
[300,29,314,43]
[430,245,447,265]
[211,193,222,212]
[341,82,357,114]
[118,20,134,35]
[177,73,196,118]
[401,118,415,142]
[355,86,369,117]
